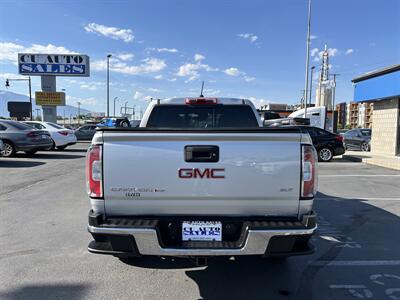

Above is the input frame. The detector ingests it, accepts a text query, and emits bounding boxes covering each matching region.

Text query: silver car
[0,120,53,157]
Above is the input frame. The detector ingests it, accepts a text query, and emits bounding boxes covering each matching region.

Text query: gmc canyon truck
[86,97,317,263]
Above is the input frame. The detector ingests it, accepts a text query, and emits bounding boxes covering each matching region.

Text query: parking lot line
[310,260,400,267]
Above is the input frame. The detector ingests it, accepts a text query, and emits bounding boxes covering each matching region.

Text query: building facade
[352,64,400,157]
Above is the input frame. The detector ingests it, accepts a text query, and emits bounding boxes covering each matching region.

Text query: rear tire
[120,120,129,128]
[361,142,370,152]
[2,141,16,157]
[318,147,333,162]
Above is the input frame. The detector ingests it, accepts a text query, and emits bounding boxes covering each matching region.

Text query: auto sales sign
[18,53,90,76]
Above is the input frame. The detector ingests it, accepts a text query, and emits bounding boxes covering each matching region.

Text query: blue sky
[0,0,399,115]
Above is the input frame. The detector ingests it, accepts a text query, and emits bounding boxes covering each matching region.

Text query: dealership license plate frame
[182,221,222,241]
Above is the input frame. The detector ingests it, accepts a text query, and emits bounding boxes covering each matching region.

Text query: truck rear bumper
[87,212,317,257]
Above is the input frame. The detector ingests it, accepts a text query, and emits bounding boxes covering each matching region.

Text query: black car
[74,125,97,140]
[294,126,345,162]
[343,128,371,151]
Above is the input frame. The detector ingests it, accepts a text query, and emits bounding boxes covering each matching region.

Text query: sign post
[18,53,90,123]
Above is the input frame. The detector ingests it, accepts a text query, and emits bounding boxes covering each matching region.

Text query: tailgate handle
[185,145,219,163]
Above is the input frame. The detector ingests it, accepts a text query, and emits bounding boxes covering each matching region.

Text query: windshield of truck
[146,105,259,128]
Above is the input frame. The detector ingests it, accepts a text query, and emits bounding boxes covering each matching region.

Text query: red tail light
[58,131,69,136]
[185,98,218,105]
[335,135,343,142]
[86,145,103,198]
[301,145,318,199]
[26,131,37,137]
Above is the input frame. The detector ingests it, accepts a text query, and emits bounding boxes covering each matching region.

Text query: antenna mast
[199,80,204,97]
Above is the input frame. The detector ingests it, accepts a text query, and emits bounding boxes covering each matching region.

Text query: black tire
[57,146,67,150]
[2,141,16,157]
[46,140,56,151]
[120,120,129,128]
[361,142,370,152]
[24,150,38,155]
[318,147,333,162]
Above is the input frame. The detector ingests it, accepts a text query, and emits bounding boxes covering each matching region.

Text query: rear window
[47,122,64,129]
[146,105,259,128]
[7,121,33,130]
[360,129,371,136]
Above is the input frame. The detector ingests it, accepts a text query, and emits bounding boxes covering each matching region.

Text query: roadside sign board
[35,92,66,106]
[18,53,90,76]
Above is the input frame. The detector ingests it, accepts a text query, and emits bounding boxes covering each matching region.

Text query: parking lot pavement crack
[0,168,79,201]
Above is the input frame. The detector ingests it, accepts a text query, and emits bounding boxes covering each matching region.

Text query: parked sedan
[74,125,97,140]
[24,121,77,150]
[294,126,345,162]
[343,128,371,151]
[0,120,53,157]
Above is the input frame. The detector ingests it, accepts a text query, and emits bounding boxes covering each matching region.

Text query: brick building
[352,64,400,157]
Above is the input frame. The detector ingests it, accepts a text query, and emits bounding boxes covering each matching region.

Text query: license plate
[42,135,48,139]
[182,221,222,241]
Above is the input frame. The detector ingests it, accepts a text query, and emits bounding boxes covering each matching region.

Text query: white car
[24,121,77,150]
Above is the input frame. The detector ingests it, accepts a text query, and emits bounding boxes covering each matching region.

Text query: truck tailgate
[102,132,302,217]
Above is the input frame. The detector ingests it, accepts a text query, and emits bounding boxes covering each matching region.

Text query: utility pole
[107,54,112,117]
[77,102,81,126]
[303,0,312,117]
[309,66,316,108]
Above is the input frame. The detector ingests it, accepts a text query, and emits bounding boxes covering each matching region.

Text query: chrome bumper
[87,224,317,256]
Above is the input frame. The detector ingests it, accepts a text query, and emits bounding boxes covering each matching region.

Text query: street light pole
[107,54,112,117]
[303,0,312,117]
[113,97,118,117]
[309,66,315,109]
[77,102,81,126]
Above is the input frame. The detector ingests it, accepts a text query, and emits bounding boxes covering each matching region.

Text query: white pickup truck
[86,97,317,263]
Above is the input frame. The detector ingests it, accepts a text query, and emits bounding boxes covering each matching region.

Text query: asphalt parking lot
[1,143,400,300]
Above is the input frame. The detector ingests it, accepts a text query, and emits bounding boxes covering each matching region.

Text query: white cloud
[92,57,166,75]
[67,95,97,106]
[224,67,255,82]
[167,78,177,82]
[194,54,205,61]
[310,48,319,57]
[237,33,258,43]
[244,75,255,82]
[177,56,218,81]
[224,67,241,77]
[133,91,153,101]
[327,48,339,57]
[147,88,161,93]
[310,35,318,40]
[133,91,143,100]
[154,74,163,80]
[156,48,178,53]
[0,42,76,64]
[116,53,134,61]
[84,23,134,42]
[0,72,24,79]
[345,48,354,55]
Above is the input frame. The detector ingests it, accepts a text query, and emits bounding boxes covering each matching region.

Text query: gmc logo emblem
[178,168,225,179]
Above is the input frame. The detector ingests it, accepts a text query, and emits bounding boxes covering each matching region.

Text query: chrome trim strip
[88,224,317,256]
